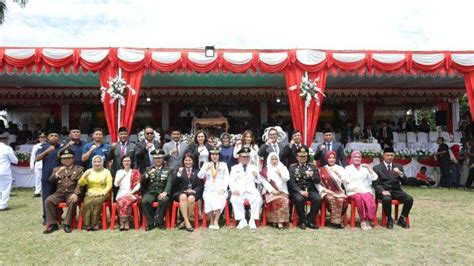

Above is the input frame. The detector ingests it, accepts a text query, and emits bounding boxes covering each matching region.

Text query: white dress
[198,162,229,213]
[114,169,140,200]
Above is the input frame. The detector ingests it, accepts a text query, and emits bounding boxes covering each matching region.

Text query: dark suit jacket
[185,143,214,168]
[372,162,407,195]
[377,127,393,141]
[135,140,161,173]
[363,128,377,139]
[282,143,304,167]
[258,142,286,163]
[172,167,204,199]
[108,141,136,177]
[314,141,347,167]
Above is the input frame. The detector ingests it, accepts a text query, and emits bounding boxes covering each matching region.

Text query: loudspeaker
[435,111,448,126]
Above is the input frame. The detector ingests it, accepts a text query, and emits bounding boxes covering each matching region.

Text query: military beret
[151,149,166,158]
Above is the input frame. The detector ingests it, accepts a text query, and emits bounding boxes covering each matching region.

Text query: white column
[260,101,268,125]
[162,101,169,132]
[452,98,460,131]
[61,104,69,129]
[357,100,364,126]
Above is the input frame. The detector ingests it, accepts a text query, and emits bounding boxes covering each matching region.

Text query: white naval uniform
[0,142,18,209]
[29,142,43,194]
[197,162,230,213]
[229,163,262,221]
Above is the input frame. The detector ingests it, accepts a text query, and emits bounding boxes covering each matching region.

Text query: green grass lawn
[0,187,473,265]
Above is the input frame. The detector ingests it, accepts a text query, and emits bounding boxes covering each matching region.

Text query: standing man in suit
[314,129,346,167]
[108,127,136,199]
[282,130,303,167]
[377,121,393,149]
[363,123,377,141]
[258,127,285,164]
[162,128,188,171]
[372,147,413,229]
[135,126,161,173]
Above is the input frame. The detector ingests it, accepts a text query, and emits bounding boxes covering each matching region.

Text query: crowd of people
[1,116,473,235]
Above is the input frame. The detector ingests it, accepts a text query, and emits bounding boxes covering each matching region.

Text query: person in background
[340,121,353,146]
[435,137,451,188]
[282,130,304,167]
[162,128,188,171]
[30,132,47,198]
[78,155,113,231]
[81,128,110,170]
[0,132,18,211]
[58,126,85,167]
[415,166,435,187]
[135,126,161,173]
[108,127,135,200]
[35,130,61,225]
[186,130,213,169]
[233,130,259,168]
[218,132,236,171]
[18,123,33,144]
[314,129,347,167]
[377,121,393,149]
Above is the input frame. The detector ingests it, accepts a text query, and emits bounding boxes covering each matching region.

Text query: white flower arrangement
[394,148,434,159]
[137,130,161,143]
[344,149,382,158]
[14,151,31,163]
[289,76,326,106]
[100,76,136,105]
[181,134,195,145]
[229,134,242,146]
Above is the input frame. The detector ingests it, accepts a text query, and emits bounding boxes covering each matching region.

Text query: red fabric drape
[464,72,474,122]
[121,69,145,133]
[99,64,118,142]
[284,67,328,145]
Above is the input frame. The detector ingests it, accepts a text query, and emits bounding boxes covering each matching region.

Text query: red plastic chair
[109,202,140,230]
[141,202,171,230]
[375,199,410,226]
[347,198,357,228]
[201,200,231,228]
[77,200,112,230]
[56,202,76,229]
[291,201,321,227]
[170,201,200,229]
[320,199,348,228]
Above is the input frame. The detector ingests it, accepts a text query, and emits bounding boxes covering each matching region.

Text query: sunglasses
[145,132,154,135]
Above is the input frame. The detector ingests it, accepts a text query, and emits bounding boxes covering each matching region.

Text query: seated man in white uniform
[229,147,263,230]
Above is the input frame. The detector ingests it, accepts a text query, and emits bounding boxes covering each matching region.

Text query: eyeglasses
[269,133,277,136]
[145,132,154,135]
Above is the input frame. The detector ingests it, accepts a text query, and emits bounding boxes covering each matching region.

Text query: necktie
[120,143,126,156]
[187,168,192,178]
[272,144,278,154]
[243,164,247,173]
[387,164,392,174]
[175,142,179,156]
[327,143,331,151]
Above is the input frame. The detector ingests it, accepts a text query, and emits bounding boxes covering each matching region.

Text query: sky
[0,0,473,51]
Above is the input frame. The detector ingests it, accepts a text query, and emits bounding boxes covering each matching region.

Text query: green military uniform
[140,165,173,229]
[44,165,84,226]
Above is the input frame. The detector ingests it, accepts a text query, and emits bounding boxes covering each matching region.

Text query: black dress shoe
[156,223,166,230]
[43,224,59,234]
[33,194,41,198]
[185,226,194,232]
[307,223,319,229]
[63,225,72,233]
[299,223,306,230]
[146,224,156,231]
[397,217,410,229]
[387,219,394,229]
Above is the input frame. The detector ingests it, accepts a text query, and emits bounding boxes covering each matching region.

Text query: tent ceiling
[0,70,465,89]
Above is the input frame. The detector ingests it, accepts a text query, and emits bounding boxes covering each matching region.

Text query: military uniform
[140,165,173,229]
[287,146,321,228]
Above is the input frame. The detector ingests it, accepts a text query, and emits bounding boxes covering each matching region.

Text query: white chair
[392,132,400,143]
[406,132,418,149]
[417,132,429,143]
[129,134,138,143]
[453,131,462,143]
[8,134,17,145]
[440,131,450,142]
[104,135,111,144]
[398,132,407,144]
[315,132,324,143]
[428,131,439,142]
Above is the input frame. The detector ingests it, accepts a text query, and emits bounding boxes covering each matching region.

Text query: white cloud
[0,0,473,50]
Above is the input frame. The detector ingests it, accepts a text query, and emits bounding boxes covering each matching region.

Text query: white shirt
[229,163,261,194]
[198,146,209,168]
[343,164,378,196]
[30,142,43,170]
[114,169,140,199]
[0,142,18,176]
